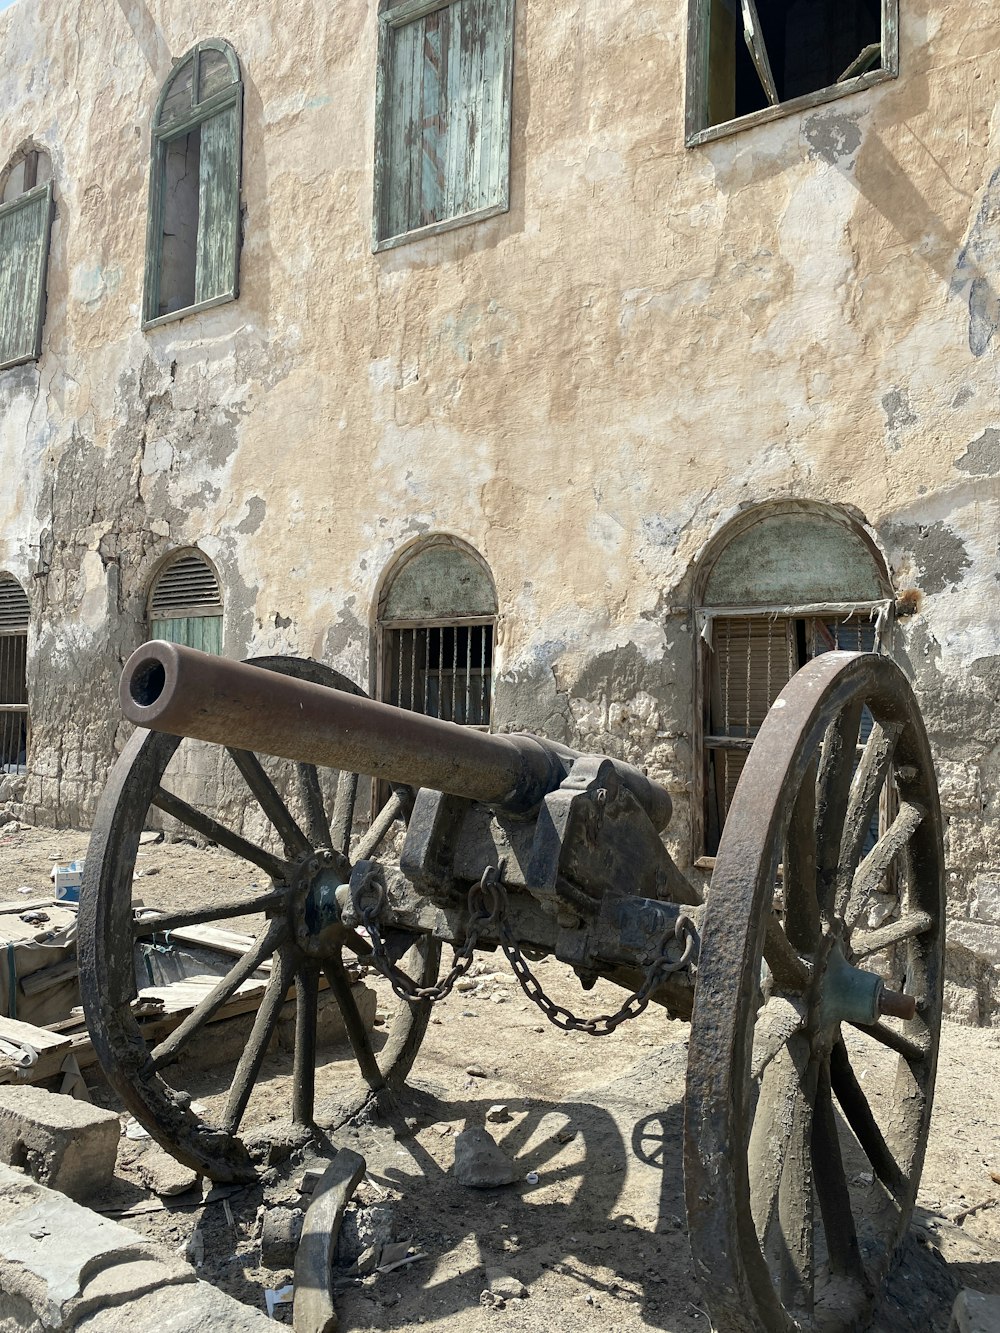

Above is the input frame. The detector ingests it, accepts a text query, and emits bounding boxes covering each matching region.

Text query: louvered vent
[0,577,29,634]
[149,554,222,618]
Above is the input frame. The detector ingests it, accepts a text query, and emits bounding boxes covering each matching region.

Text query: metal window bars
[383,620,494,727]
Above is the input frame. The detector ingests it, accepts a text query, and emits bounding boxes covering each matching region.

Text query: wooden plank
[0,1015,72,1054]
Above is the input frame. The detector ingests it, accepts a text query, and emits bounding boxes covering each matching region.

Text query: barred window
[0,574,30,773]
[378,540,496,727]
[148,551,223,654]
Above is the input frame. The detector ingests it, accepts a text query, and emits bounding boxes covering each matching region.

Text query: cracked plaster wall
[2,0,1000,1017]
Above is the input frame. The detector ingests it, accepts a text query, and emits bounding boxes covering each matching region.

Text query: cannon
[78,640,944,1333]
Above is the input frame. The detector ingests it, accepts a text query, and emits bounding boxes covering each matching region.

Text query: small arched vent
[0,576,29,634]
[149,554,222,619]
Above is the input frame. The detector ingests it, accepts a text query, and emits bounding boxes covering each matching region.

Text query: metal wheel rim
[684,651,944,1333]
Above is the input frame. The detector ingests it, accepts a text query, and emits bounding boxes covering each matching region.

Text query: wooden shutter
[195,98,242,304]
[149,555,223,653]
[376,0,515,247]
[0,182,53,371]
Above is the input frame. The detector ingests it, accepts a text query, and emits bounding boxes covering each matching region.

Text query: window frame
[684,0,899,147]
[0,145,54,372]
[0,575,30,773]
[372,0,516,253]
[692,598,893,866]
[142,39,243,330]
[147,549,224,652]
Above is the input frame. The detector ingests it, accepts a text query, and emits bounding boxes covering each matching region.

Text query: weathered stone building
[1,0,999,1021]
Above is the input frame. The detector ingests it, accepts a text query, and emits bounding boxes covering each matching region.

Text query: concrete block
[0,1162,272,1330]
[949,920,1000,966]
[973,873,1000,923]
[948,1288,1000,1332]
[0,1163,190,1327]
[0,1087,119,1202]
[75,1279,275,1330]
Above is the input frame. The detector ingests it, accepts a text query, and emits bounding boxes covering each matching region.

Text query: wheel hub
[289,848,353,958]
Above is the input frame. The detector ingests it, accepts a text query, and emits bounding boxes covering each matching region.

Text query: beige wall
[2,0,1000,1018]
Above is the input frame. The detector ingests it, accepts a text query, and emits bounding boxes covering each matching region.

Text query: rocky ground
[1,819,998,1332]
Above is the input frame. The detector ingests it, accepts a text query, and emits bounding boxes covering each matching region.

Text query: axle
[120,641,673,827]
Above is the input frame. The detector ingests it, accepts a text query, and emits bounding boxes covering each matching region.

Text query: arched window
[377,538,497,726]
[0,574,30,772]
[694,503,893,858]
[148,551,223,654]
[143,41,243,328]
[0,145,54,370]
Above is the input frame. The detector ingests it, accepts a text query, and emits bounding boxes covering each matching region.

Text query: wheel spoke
[152,786,292,882]
[850,1017,930,1063]
[292,963,319,1125]
[748,1036,814,1248]
[222,945,295,1134]
[847,802,925,930]
[830,1039,907,1200]
[763,913,812,994]
[330,771,360,859]
[296,763,333,850]
[815,698,864,917]
[355,789,405,861]
[323,954,384,1089]
[227,748,311,858]
[835,722,903,916]
[811,1059,865,1282]
[133,891,286,937]
[782,760,820,952]
[851,910,933,961]
[776,1045,817,1315]
[147,920,287,1073]
[751,995,808,1080]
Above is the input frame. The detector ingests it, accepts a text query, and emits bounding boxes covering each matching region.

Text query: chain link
[354,862,696,1033]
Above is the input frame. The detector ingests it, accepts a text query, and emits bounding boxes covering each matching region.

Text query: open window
[148,550,224,653]
[143,41,242,327]
[693,505,894,861]
[373,0,516,251]
[377,538,497,726]
[0,146,54,371]
[0,575,30,774]
[686,0,898,144]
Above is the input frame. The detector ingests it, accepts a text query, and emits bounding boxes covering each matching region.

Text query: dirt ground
[1,819,999,1332]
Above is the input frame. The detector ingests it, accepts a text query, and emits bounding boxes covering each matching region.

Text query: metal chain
[354,863,696,1034]
[352,868,499,1004]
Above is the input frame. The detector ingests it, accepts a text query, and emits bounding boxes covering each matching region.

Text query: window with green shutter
[0,148,54,372]
[0,574,30,772]
[143,41,242,328]
[373,0,516,252]
[148,551,224,654]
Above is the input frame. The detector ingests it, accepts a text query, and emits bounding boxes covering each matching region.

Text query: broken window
[378,540,497,726]
[0,147,54,371]
[373,0,516,251]
[694,506,894,859]
[0,575,30,773]
[687,0,898,142]
[148,551,224,654]
[143,41,242,327]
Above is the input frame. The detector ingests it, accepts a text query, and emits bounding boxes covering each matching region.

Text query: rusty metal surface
[79,655,440,1183]
[120,640,672,827]
[683,651,944,1332]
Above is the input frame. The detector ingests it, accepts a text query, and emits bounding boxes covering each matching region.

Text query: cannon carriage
[78,639,944,1333]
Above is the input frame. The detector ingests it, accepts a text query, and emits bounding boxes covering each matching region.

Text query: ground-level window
[377,539,496,726]
[694,505,893,860]
[148,551,223,653]
[686,0,898,143]
[0,146,54,370]
[0,575,29,773]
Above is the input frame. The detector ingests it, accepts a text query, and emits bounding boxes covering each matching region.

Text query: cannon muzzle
[120,641,672,827]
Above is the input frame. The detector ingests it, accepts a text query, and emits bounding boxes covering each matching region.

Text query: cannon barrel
[120,641,672,827]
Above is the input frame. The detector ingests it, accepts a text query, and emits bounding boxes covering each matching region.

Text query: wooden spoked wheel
[684,652,944,1332]
[79,656,440,1184]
